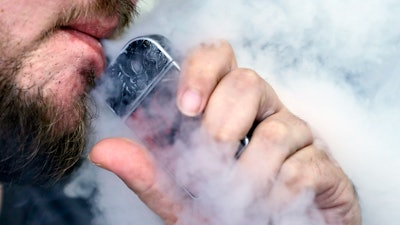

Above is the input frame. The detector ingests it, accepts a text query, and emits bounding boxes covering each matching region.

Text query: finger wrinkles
[276,147,315,190]
[270,111,313,151]
[267,146,324,213]
[252,118,293,151]
[278,146,360,224]
[239,119,294,178]
[250,112,312,160]
[236,112,314,192]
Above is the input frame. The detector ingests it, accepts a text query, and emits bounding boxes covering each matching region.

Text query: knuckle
[292,115,312,136]
[230,68,264,92]
[203,120,238,143]
[219,40,235,59]
[279,160,303,186]
[212,130,236,143]
[255,119,291,146]
[291,114,309,128]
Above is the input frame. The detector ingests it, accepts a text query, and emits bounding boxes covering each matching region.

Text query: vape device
[97,35,248,197]
[99,35,200,153]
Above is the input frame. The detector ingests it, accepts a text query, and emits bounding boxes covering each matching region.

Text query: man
[0,0,361,224]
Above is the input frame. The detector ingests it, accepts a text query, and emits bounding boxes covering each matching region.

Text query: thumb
[89,138,157,194]
[89,138,181,224]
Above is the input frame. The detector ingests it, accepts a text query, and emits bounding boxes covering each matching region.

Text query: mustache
[42,0,137,41]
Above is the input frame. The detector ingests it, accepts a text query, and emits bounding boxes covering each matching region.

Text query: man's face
[0,0,136,184]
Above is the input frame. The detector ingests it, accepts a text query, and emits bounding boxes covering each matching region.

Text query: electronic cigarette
[97,35,248,197]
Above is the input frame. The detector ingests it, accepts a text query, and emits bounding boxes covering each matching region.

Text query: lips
[60,16,120,78]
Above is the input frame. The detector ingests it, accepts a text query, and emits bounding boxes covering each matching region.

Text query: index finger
[176,40,238,116]
[202,68,285,144]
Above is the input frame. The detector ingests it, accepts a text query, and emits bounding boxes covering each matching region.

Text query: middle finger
[237,111,313,184]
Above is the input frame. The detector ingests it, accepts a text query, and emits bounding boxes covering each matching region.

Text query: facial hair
[0,0,136,185]
[0,53,89,185]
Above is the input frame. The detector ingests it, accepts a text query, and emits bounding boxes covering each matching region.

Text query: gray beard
[0,52,91,185]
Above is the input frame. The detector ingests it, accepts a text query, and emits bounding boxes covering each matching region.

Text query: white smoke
[75,0,400,224]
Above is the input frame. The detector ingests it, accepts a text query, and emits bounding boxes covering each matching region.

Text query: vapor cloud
[76,0,400,224]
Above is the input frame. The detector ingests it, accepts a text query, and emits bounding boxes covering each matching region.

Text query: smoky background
[64,0,400,224]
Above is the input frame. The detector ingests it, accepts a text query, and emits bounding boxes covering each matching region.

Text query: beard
[0,0,136,185]
[0,54,90,185]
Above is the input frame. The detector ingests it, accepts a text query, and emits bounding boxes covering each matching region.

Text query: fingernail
[179,89,202,116]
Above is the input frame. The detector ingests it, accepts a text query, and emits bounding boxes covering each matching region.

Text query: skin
[0,0,135,183]
[1,0,134,121]
[0,0,361,224]
[90,42,361,224]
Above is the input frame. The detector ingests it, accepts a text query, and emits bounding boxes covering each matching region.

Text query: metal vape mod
[99,35,198,151]
[97,35,248,197]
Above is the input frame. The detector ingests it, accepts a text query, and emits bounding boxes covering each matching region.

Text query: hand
[89,40,361,225]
